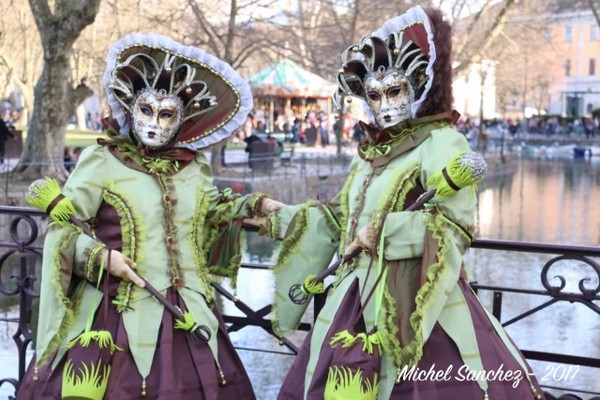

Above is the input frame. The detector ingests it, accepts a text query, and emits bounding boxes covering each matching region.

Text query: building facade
[452,2,600,120]
[547,8,600,116]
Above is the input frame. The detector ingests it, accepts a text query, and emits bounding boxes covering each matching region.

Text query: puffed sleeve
[263,161,358,336]
[62,145,110,282]
[379,128,476,261]
[35,145,108,365]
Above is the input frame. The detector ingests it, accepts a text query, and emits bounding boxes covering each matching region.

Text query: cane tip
[454,151,488,184]
[25,177,61,210]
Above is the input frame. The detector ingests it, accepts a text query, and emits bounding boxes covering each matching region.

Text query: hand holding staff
[289,151,488,305]
[25,177,211,346]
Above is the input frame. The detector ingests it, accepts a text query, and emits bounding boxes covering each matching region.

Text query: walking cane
[25,178,211,346]
[288,151,488,305]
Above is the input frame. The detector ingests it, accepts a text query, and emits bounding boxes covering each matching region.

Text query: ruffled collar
[357,111,459,166]
[98,137,197,175]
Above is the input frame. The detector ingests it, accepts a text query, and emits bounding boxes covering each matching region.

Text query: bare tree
[591,0,600,26]
[17,0,99,180]
[554,0,600,26]
[142,0,282,172]
[0,1,43,125]
[452,0,520,76]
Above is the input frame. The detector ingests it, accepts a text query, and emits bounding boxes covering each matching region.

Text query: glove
[344,224,374,257]
[260,197,285,215]
[109,250,146,287]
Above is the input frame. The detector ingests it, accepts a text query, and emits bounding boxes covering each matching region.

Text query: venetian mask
[364,68,415,129]
[131,89,184,149]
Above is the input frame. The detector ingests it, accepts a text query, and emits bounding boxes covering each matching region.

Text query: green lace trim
[358,121,451,161]
[337,166,357,254]
[115,142,181,174]
[202,191,248,289]
[267,211,281,239]
[387,164,421,212]
[85,243,107,282]
[156,175,183,287]
[101,190,143,313]
[37,228,80,366]
[319,203,341,235]
[248,192,271,216]
[190,189,213,302]
[271,200,320,273]
[381,209,452,370]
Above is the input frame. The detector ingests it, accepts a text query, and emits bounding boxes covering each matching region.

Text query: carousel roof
[248,58,337,99]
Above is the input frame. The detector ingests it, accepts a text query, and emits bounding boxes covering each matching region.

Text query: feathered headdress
[103,33,253,150]
[334,6,453,119]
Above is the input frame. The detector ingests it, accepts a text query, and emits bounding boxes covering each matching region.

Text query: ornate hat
[103,33,253,150]
[334,6,453,119]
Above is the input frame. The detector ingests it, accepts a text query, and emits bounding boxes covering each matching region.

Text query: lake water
[466,155,600,398]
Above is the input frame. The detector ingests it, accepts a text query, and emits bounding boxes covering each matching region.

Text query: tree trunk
[76,103,87,131]
[17,55,74,181]
[16,0,100,182]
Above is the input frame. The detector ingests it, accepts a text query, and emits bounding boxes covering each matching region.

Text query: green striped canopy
[248,58,337,99]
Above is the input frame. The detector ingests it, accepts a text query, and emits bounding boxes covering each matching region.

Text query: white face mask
[365,71,415,129]
[132,90,184,149]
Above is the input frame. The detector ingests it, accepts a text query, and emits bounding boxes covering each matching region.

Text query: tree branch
[69,80,93,117]
[188,0,224,56]
[454,0,518,76]
[56,0,101,37]
[27,0,53,31]
[590,0,600,27]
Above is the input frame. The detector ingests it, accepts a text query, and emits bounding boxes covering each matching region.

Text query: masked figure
[262,6,546,400]
[17,33,273,400]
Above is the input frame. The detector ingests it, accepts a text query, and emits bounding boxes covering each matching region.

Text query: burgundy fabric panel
[17,288,255,400]
[402,181,427,211]
[277,277,545,400]
[390,279,544,399]
[305,279,365,399]
[93,200,123,252]
[279,278,381,400]
[277,329,314,400]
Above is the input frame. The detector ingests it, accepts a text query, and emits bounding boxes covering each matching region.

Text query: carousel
[248,57,337,132]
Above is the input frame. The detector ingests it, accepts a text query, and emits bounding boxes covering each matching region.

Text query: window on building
[592,25,599,41]
[543,28,552,43]
[565,26,573,42]
[590,59,596,76]
[565,59,571,76]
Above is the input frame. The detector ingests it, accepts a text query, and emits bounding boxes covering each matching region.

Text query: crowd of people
[456,115,600,140]
[237,107,368,149]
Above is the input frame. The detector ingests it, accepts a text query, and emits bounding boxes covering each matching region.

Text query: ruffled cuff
[74,235,108,283]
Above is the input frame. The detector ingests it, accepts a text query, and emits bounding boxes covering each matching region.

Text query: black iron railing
[468,240,600,399]
[0,207,44,399]
[0,205,599,399]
